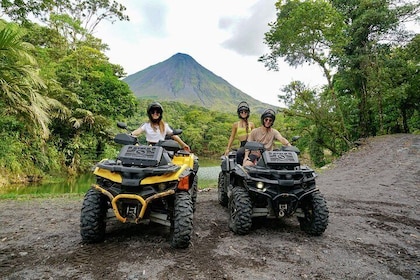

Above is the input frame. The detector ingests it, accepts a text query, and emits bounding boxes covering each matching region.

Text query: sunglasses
[151,109,161,114]
[239,110,248,114]
[264,118,273,123]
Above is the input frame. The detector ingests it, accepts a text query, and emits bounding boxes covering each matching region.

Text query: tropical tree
[0,22,64,138]
[260,0,352,160]
[377,34,420,133]
[260,0,347,87]
[331,0,419,137]
[261,0,419,155]
[1,0,129,35]
[260,0,351,148]
[0,1,134,180]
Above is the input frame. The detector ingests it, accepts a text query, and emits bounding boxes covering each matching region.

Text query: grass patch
[0,193,84,200]
[198,178,218,189]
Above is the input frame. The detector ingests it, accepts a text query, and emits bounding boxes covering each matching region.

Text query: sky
[95,0,326,107]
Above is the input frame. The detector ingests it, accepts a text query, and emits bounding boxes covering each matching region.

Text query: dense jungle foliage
[0,0,419,186]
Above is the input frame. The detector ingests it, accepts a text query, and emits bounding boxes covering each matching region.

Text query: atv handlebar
[116,121,183,138]
[244,138,301,155]
[117,121,129,130]
[114,122,185,148]
[291,136,301,143]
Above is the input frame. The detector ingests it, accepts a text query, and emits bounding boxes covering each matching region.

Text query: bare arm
[131,126,144,137]
[249,122,256,130]
[276,131,291,146]
[172,135,191,152]
[225,122,238,155]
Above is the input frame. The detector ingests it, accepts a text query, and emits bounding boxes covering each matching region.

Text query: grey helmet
[261,109,276,127]
[237,101,250,119]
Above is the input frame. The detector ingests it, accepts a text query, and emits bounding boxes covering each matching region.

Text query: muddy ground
[0,134,419,280]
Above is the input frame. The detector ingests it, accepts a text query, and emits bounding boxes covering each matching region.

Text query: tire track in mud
[323,193,419,280]
[339,239,420,279]
[330,198,419,228]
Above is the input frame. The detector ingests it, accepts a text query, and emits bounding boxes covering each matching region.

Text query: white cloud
[96,0,326,107]
[221,0,276,56]
[137,1,168,37]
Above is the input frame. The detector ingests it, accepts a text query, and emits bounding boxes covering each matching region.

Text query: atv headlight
[256,182,264,189]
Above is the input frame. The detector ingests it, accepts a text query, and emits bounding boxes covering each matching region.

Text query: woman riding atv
[131,102,190,152]
[224,101,255,164]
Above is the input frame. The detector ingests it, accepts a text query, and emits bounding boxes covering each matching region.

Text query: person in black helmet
[243,108,290,166]
[131,102,190,152]
[224,101,255,165]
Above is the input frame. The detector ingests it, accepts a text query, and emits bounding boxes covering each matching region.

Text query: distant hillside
[123,53,277,113]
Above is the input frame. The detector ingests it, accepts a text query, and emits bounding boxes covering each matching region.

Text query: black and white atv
[218,138,329,235]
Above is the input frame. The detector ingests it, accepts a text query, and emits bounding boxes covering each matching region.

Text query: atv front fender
[233,165,249,179]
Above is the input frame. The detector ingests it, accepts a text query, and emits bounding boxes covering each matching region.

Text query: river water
[0,173,95,196]
[0,166,221,196]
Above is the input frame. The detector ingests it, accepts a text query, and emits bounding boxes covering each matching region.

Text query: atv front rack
[244,165,316,186]
[92,184,175,223]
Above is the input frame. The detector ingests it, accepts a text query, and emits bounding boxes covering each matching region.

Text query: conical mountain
[123,53,276,113]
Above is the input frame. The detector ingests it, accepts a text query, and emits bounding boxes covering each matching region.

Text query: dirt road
[0,134,419,279]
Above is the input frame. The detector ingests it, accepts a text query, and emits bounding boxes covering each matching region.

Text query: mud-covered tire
[298,192,329,236]
[171,191,194,249]
[228,186,252,235]
[80,188,108,243]
[191,175,198,213]
[218,171,228,207]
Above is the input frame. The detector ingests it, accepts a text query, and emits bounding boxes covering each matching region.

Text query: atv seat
[157,139,181,153]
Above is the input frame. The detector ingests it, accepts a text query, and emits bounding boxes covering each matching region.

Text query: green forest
[0,0,419,186]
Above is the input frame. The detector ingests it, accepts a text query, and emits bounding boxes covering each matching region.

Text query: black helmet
[147,102,163,123]
[237,101,250,119]
[261,109,276,127]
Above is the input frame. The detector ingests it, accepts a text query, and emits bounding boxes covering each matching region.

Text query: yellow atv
[80,122,198,248]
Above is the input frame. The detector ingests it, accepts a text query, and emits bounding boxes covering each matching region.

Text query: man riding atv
[243,109,291,166]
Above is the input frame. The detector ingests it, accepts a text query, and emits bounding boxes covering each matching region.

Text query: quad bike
[80,122,199,248]
[218,138,329,235]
